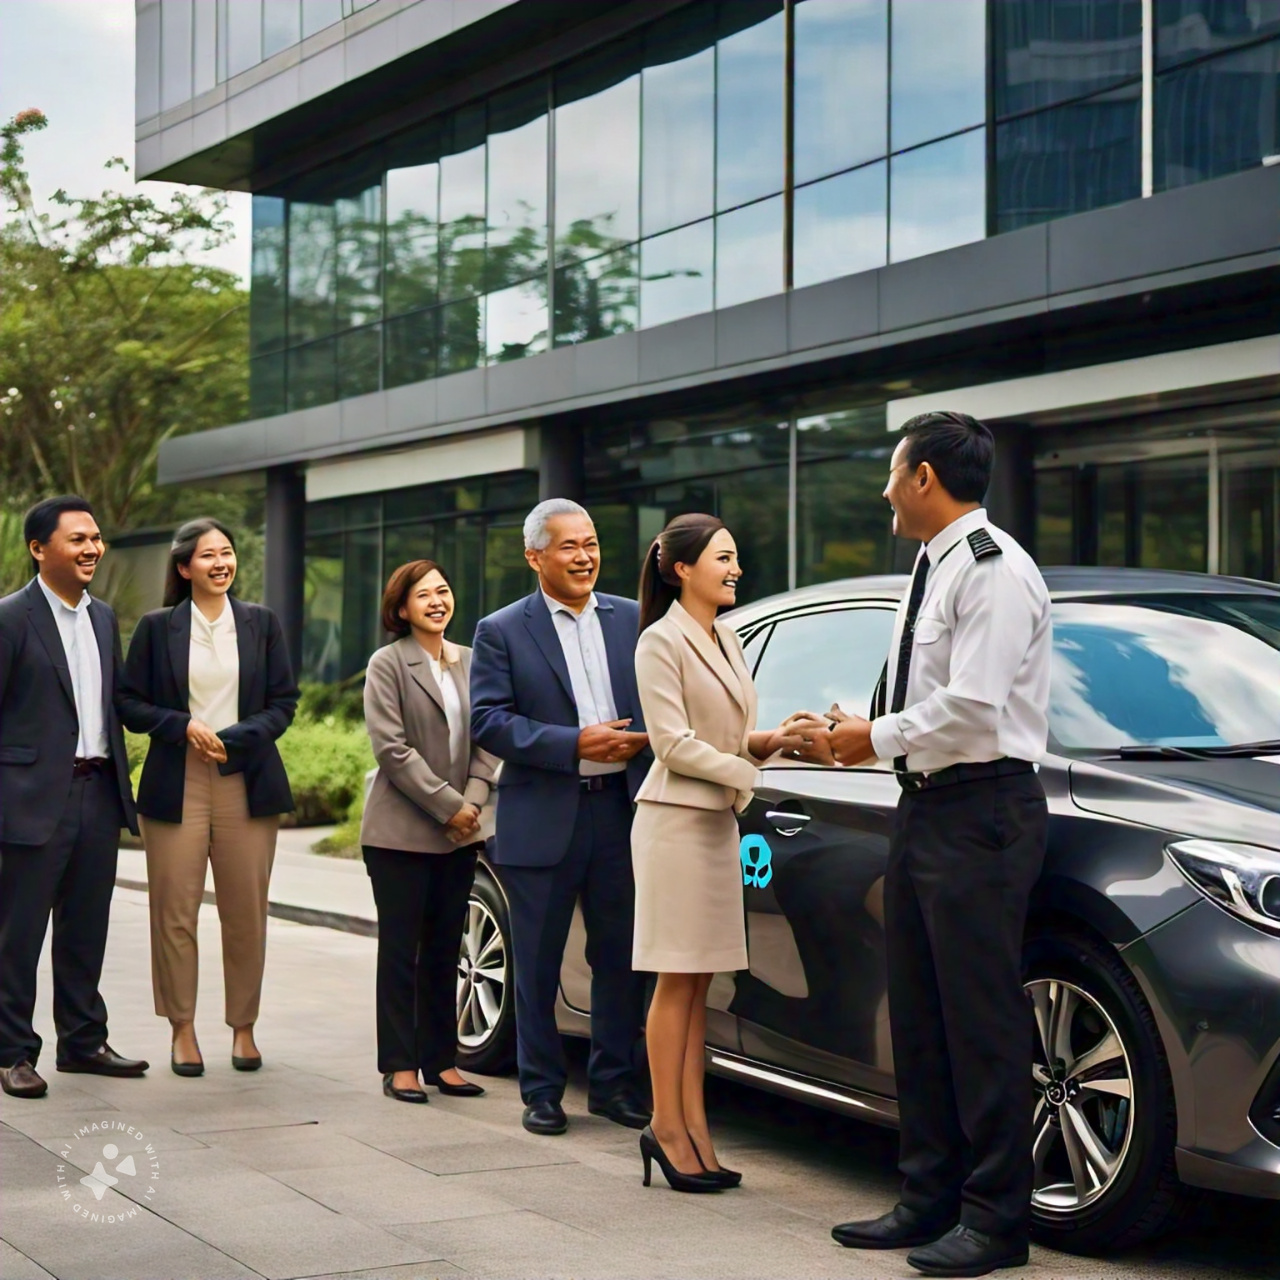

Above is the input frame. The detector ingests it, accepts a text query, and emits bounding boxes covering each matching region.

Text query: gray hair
[523,498,591,551]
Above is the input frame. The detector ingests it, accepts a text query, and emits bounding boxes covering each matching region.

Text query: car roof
[725,566,1280,628]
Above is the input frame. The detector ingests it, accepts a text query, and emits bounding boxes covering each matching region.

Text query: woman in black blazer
[120,518,298,1076]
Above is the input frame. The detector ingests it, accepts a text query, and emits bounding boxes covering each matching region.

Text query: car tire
[1024,932,1185,1254]
[455,865,517,1075]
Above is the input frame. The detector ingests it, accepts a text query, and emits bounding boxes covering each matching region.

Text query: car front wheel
[455,865,516,1074]
[1024,933,1184,1253]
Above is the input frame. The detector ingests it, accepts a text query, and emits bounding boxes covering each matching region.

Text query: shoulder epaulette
[967,528,1002,561]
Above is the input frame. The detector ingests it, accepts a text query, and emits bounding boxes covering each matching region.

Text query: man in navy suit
[0,496,148,1099]
[471,499,651,1135]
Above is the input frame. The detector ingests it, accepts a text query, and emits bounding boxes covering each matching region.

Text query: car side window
[751,607,897,729]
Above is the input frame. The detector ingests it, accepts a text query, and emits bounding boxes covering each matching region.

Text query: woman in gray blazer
[361,559,498,1104]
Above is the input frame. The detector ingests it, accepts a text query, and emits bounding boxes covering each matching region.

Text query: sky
[0,0,251,281]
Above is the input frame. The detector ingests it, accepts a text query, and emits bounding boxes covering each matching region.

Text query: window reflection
[302,0,343,39]
[161,0,193,112]
[250,352,287,419]
[439,107,487,304]
[1156,0,1280,70]
[1155,37,1280,190]
[793,163,887,288]
[890,0,986,151]
[641,8,716,237]
[485,281,548,364]
[716,0,786,210]
[385,155,440,318]
[226,0,263,79]
[439,296,484,375]
[250,195,287,356]
[716,196,784,309]
[794,0,888,184]
[554,247,639,345]
[137,3,161,119]
[889,129,986,263]
[288,339,336,410]
[993,0,1142,117]
[556,44,641,257]
[384,309,438,389]
[335,184,383,331]
[995,82,1141,231]
[640,220,714,327]
[486,82,548,293]
[287,200,337,343]
[263,0,302,59]
[337,325,381,399]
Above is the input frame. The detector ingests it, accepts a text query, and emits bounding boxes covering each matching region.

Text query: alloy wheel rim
[457,898,507,1048]
[1026,978,1135,1215]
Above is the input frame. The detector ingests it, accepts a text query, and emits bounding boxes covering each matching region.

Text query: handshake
[769,706,877,768]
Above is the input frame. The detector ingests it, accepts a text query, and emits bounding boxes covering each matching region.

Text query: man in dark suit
[0,496,148,1098]
[471,499,651,1135]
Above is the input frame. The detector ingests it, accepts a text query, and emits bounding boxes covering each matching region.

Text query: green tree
[0,109,250,533]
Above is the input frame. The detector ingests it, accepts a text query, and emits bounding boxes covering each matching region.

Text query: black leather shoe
[56,1045,149,1078]
[907,1226,1029,1277]
[522,1099,568,1135]
[587,1089,652,1130]
[832,1203,956,1250]
[383,1073,429,1103]
[423,1073,485,1097]
[0,1061,48,1098]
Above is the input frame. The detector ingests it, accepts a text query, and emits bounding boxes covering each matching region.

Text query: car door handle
[765,810,811,837]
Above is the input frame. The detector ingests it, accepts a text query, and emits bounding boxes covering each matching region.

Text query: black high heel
[692,1140,743,1189]
[639,1126,721,1193]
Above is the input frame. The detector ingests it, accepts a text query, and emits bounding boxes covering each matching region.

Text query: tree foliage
[0,110,250,535]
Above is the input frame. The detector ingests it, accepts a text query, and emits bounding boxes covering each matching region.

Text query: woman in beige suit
[361,559,498,1103]
[632,514,807,1192]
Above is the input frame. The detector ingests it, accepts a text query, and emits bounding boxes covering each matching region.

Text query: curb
[114,878,378,938]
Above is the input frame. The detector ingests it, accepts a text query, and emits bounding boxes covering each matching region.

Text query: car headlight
[1167,839,1280,934]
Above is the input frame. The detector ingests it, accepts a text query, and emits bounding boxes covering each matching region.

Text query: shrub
[297,675,366,725]
[276,715,375,827]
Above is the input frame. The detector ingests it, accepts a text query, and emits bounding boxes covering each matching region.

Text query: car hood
[1069,756,1280,849]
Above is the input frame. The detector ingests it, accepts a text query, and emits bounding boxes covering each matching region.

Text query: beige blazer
[360,636,499,853]
[634,599,760,815]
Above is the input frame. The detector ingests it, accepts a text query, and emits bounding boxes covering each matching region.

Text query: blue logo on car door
[739,834,773,889]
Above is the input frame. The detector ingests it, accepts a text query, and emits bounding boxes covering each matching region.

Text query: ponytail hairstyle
[164,517,237,607]
[637,512,726,634]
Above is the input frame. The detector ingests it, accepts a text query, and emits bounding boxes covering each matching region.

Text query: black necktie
[889,552,929,772]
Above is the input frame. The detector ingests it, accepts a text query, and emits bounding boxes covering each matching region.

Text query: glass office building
[139,0,1280,681]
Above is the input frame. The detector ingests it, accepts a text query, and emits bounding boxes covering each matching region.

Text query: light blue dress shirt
[36,575,109,760]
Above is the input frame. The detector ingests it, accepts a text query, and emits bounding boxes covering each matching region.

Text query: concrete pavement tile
[271,1163,514,1224]
[384,1137,577,1175]
[384,1210,619,1269]
[0,1240,55,1280]
[295,1267,468,1280]
[200,1124,407,1173]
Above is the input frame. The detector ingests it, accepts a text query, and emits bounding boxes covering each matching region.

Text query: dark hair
[381,559,453,637]
[638,513,726,633]
[900,411,994,503]
[23,495,97,569]
[164,518,237,607]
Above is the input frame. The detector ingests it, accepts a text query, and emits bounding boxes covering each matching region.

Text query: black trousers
[0,770,124,1068]
[363,845,478,1077]
[500,780,644,1105]
[885,770,1048,1239]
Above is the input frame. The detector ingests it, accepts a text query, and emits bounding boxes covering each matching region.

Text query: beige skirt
[631,800,747,974]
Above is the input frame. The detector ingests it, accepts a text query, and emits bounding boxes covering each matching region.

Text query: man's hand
[576,719,649,764]
[777,711,837,765]
[186,717,227,763]
[827,707,877,766]
[445,802,482,844]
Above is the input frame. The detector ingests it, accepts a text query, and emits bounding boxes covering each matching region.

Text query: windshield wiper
[1113,740,1280,760]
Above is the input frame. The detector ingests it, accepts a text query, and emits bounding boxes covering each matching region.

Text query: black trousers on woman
[362,845,478,1077]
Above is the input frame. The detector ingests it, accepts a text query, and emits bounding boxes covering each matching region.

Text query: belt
[580,772,628,793]
[72,757,109,779]
[897,758,1034,793]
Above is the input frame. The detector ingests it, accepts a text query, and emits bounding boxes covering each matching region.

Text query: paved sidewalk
[3,882,1274,1278]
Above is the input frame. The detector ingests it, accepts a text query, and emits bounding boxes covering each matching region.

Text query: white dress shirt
[426,651,465,789]
[869,508,1053,774]
[188,599,240,733]
[37,576,109,760]
[541,589,624,776]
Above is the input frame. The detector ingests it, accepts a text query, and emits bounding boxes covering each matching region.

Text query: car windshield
[1049,594,1280,751]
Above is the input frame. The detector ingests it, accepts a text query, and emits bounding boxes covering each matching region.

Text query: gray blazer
[360,636,499,854]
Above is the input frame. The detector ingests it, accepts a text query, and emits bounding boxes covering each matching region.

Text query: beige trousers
[140,747,279,1027]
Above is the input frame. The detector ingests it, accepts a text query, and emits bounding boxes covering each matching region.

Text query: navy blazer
[470,590,650,868]
[0,579,138,846]
[119,597,299,823]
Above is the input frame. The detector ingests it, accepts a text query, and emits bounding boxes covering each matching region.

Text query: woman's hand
[186,717,227,764]
[445,802,482,845]
[748,723,809,762]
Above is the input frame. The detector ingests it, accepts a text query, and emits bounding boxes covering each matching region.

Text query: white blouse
[188,601,240,733]
[427,651,465,776]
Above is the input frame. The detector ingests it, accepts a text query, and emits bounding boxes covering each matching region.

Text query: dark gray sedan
[457,568,1280,1254]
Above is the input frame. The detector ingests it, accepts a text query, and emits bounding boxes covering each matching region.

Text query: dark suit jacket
[119,597,300,823]
[0,579,138,846]
[470,590,650,868]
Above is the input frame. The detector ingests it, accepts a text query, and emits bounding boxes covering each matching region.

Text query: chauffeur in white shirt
[815,412,1053,1280]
